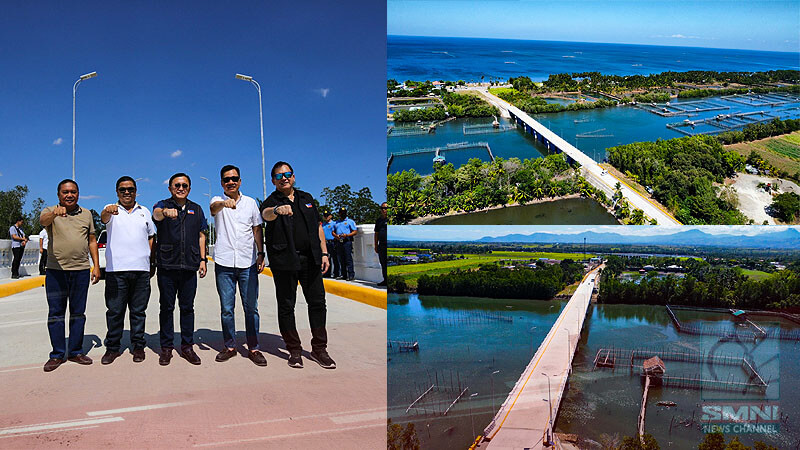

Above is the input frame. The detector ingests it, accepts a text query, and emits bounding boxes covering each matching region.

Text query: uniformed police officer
[321,210,338,278]
[332,207,357,281]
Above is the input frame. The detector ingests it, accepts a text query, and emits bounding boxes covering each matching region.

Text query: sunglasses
[222,176,240,183]
[381,206,388,210]
[173,183,189,189]
[118,187,136,194]
[273,171,293,180]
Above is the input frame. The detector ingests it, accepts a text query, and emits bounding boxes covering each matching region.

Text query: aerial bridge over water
[387,141,494,172]
[476,265,602,449]
[467,88,681,225]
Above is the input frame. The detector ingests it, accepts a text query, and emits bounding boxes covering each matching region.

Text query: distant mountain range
[476,228,800,249]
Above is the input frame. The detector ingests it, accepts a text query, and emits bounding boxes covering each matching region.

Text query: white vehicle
[96,229,107,275]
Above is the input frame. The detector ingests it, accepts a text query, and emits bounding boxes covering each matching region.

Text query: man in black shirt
[261,161,335,369]
[374,202,388,287]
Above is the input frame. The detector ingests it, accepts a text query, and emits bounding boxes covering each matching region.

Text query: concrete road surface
[0,263,387,449]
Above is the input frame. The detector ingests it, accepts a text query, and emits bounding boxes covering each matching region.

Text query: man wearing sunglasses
[261,161,335,369]
[321,210,339,279]
[152,173,208,366]
[100,176,155,365]
[210,165,266,366]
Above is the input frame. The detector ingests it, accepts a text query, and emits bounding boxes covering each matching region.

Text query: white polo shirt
[211,193,262,268]
[105,203,155,272]
[40,228,49,249]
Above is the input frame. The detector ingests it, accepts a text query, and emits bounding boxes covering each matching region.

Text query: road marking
[0,425,100,439]
[0,365,40,374]
[0,309,48,318]
[195,422,384,447]
[0,417,123,436]
[86,401,202,416]
[218,406,386,428]
[329,411,386,424]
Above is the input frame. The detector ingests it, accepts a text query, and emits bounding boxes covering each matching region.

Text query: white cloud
[316,88,330,98]
[138,177,150,182]
[670,34,699,39]
[52,137,63,145]
[163,178,170,185]
[171,149,183,158]
[81,195,101,200]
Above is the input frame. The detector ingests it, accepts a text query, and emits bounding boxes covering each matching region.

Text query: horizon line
[388,34,800,56]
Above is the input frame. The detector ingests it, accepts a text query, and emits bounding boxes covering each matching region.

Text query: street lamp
[235,73,266,201]
[199,176,214,245]
[468,391,479,439]
[73,71,97,181]
[541,372,553,447]
[491,370,501,414]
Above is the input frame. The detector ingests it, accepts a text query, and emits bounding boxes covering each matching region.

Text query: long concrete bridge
[467,88,681,225]
[478,265,603,449]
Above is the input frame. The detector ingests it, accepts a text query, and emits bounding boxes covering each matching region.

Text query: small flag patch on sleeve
[305,203,313,208]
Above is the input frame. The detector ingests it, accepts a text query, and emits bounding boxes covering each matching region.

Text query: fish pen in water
[405,369,469,416]
[637,99,730,117]
[722,92,800,107]
[388,124,435,137]
[429,310,513,327]
[665,305,800,341]
[666,110,779,136]
[463,123,517,135]
[388,340,420,353]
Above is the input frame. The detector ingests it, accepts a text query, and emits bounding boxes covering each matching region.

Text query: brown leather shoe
[215,348,237,362]
[180,347,201,365]
[159,348,173,366]
[67,354,93,365]
[101,351,120,365]
[132,349,146,363]
[248,350,267,367]
[43,358,65,372]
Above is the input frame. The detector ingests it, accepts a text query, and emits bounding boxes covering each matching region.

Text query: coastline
[407,194,622,225]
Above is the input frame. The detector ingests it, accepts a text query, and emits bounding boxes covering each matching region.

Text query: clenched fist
[53,205,68,217]
[274,205,293,216]
[163,208,179,219]
[223,198,237,209]
[104,204,119,215]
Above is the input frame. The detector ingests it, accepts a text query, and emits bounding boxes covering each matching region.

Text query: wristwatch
[257,252,265,256]
[201,257,208,262]
[322,252,329,257]
[273,205,280,215]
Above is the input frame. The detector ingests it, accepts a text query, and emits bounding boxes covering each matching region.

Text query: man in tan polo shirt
[40,179,101,372]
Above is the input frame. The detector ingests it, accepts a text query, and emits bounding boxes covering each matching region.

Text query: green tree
[387,420,420,450]
[770,192,800,223]
[0,185,46,237]
[320,184,381,224]
[618,433,660,450]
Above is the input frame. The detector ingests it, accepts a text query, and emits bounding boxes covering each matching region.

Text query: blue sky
[0,1,386,217]
[389,225,796,241]
[388,0,800,52]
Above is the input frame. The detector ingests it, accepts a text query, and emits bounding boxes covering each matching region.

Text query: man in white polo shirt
[100,176,156,365]
[210,165,266,366]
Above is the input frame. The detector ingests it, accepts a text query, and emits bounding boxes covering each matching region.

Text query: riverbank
[408,194,621,225]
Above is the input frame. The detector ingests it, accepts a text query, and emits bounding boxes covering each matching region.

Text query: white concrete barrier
[0,237,43,279]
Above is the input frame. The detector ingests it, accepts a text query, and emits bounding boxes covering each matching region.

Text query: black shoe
[67,354,93,365]
[101,350,120,365]
[180,347,201,365]
[43,358,65,372]
[309,350,336,369]
[347,276,355,281]
[377,280,387,286]
[215,348,237,362]
[288,351,303,369]
[11,275,19,279]
[132,349,146,363]
[159,348,173,366]
[248,350,267,367]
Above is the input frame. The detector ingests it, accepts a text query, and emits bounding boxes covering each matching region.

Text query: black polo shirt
[262,189,322,271]
[152,197,208,271]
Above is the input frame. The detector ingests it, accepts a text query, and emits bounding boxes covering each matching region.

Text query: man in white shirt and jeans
[100,176,156,364]
[210,165,266,366]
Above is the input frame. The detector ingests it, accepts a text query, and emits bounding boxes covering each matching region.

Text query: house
[642,356,666,381]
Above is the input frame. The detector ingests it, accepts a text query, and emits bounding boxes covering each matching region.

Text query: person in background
[374,202,388,287]
[100,176,155,365]
[9,217,28,279]
[39,179,100,372]
[152,173,208,366]
[38,227,48,276]
[321,210,338,278]
[332,207,357,281]
[210,164,267,366]
[261,161,335,369]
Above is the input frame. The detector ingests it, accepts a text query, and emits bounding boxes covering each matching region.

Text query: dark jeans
[336,240,355,279]
[11,247,24,277]
[45,269,90,359]
[378,243,387,283]
[104,271,151,352]
[325,239,338,278]
[215,263,260,350]
[272,254,327,353]
[157,268,197,349]
[39,250,47,275]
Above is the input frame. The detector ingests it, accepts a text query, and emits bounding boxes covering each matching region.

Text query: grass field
[739,268,772,281]
[728,132,800,175]
[388,250,596,288]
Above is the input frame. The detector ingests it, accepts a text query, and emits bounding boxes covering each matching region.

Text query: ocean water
[388,35,800,83]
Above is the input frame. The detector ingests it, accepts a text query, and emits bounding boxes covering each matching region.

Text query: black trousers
[104,271,151,352]
[39,250,47,275]
[272,254,327,353]
[325,239,339,278]
[11,247,24,277]
[378,243,387,282]
[157,268,197,349]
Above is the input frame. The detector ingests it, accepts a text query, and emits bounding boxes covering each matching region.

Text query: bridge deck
[0,263,387,448]
[481,266,601,449]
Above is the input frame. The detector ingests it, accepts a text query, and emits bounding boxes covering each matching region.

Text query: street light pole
[468,392,478,439]
[491,370,500,414]
[235,74,267,201]
[542,372,553,447]
[199,176,213,245]
[72,71,97,181]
